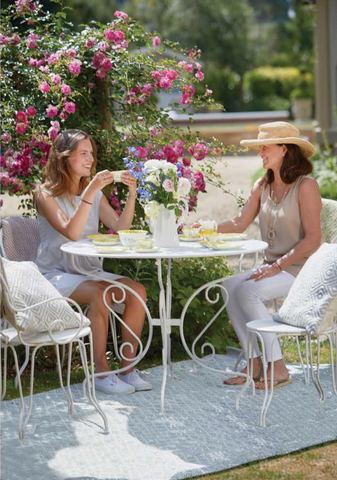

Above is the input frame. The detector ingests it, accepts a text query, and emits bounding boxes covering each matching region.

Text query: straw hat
[240,121,316,158]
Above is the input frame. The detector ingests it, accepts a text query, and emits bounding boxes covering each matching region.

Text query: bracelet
[80,198,93,205]
[275,260,282,271]
[127,193,137,200]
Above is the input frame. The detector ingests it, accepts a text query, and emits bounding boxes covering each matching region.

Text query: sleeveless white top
[36,190,123,297]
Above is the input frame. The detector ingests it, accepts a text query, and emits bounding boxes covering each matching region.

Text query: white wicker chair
[0,258,109,440]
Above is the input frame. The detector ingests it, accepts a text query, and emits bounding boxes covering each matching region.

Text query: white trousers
[222,267,295,362]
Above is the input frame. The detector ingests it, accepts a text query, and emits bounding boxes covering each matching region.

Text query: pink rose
[68,59,82,75]
[181,94,192,105]
[46,104,58,118]
[92,51,105,68]
[88,82,94,89]
[48,53,59,65]
[185,64,193,72]
[85,38,96,48]
[16,110,28,122]
[182,157,191,167]
[15,123,28,134]
[162,179,175,193]
[159,76,172,90]
[39,81,51,94]
[29,57,37,67]
[1,133,12,143]
[178,177,191,196]
[39,65,50,73]
[195,62,202,71]
[114,11,128,20]
[102,58,112,70]
[114,30,125,44]
[26,107,36,116]
[195,71,204,81]
[11,34,20,45]
[61,84,71,95]
[96,68,107,79]
[105,29,116,42]
[50,73,62,85]
[26,33,38,49]
[188,144,209,161]
[0,35,9,44]
[205,89,213,96]
[136,147,148,158]
[98,41,109,51]
[68,49,77,57]
[152,36,161,47]
[149,126,158,136]
[64,101,76,114]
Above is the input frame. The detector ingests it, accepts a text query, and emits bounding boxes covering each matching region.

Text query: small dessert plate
[220,233,248,241]
[179,235,202,242]
[132,247,160,253]
[94,246,128,253]
[204,241,246,251]
[87,234,119,246]
[92,240,120,246]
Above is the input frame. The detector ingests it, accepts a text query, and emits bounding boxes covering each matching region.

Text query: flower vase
[153,204,179,248]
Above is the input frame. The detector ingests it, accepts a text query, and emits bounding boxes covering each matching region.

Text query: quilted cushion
[321,199,337,244]
[273,243,337,335]
[1,257,90,332]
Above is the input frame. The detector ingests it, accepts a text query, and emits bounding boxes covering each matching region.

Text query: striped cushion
[1,257,90,333]
[273,243,337,335]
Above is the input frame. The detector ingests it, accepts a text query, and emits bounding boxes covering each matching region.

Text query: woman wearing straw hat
[219,121,321,388]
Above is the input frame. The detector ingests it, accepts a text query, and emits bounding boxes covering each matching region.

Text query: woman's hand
[90,170,114,191]
[121,172,137,195]
[246,263,281,282]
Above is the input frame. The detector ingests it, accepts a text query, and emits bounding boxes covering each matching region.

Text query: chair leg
[21,345,40,438]
[305,336,310,383]
[8,345,25,441]
[328,333,337,396]
[308,337,324,402]
[234,350,245,372]
[79,333,109,433]
[316,335,325,404]
[14,345,30,390]
[1,345,8,400]
[55,344,73,414]
[236,330,255,410]
[66,342,74,415]
[109,313,121,362]
[296,336,309,385]
[259,334,271,428]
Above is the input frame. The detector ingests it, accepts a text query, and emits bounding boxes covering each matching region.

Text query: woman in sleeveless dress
[218,122,322,388]
[35,129,151,395]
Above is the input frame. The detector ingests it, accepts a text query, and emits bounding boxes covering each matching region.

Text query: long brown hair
[36,129,97,197]
[260,144,313,187]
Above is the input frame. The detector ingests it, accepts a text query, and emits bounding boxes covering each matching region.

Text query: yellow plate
[94,246,128,253]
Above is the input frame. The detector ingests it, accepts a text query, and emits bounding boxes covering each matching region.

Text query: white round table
[61,238,268,411]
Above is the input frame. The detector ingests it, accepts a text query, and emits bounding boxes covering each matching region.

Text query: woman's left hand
[246,263,281,282]
[121,172,137,195]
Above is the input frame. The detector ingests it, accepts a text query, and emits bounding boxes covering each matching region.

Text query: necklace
[266,183,290,248]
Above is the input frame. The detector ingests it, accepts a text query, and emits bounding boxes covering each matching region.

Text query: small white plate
[204,241,246,251]
[179,235,202,242]
[132,247,160,253]
[92,240,120,246]
[220,233,248,241]
[94,246,128,253]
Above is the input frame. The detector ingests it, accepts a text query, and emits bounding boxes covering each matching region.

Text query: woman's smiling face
[259,144,287,171]
[68,138,95,178]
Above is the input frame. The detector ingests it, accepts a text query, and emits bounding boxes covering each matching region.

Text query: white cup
[112,170,128,182]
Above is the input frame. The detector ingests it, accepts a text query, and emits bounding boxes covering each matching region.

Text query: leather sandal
[255,376,293,390]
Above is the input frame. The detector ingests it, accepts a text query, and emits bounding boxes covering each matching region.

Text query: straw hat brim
[240,137,316,158]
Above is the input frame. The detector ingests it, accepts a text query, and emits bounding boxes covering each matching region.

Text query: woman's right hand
[86,170,114,195]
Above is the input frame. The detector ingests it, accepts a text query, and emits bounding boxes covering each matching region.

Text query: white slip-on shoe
[95,373,135,394]
[119,370,152,392]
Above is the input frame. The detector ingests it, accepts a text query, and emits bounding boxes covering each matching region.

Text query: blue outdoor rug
[1,353,337,480]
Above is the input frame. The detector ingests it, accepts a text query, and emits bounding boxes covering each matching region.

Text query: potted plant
[291,73,314,121]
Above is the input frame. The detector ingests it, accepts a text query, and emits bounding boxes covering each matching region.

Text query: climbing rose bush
[1,0,234,219]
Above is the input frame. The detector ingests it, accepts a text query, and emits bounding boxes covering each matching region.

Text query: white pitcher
[153,199,188,248]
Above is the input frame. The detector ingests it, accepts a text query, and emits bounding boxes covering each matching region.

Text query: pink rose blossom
[39,81,50,94]
[114,30,125,44]
[114,11,128,20]
[36,59,45,67]
[195,71,204,81]
[205,89,213,96]
[164,69,178,80]
[88,82,94,89]
[61,84,71,95]
[26,33,39,49]
[48,121,60,142]
[181,94,192,105]
[48,53,59,65]
[11,34,20,45]
[152,36,161,47]
[16,111,28,122]
[1,133,12,143]
[98,41,109,51]
[149,126,158,136]
[182,157,191,167]
[68,49,77,57]
[0,35,9,44]
[162,179,175,193]
[159,77,172,90]
[185,63,193,72]
[39,65,50,73]
[178,177,191,196]
[188,144,209,161]
[26,107,36,116]
[50,73,62,85]
[102,58,112,70]
[136,147,148,159]
[64,101,76,114]
[46,104,58,118]
[105,29,116,42]
[195,62,202,71]
[141,83,153,97]
[29,57,37,67]
[151,70,161,81]
[85,38,96,48]
[192,171,206,192]
[96,68,107,79]
[59,111,68,120]
[68,59,82,75]
[15,123,28,134]
[92,51,105,68]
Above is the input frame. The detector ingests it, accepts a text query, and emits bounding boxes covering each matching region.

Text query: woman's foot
[224,357,263,386]
[95,373,136,394]
[254,359,290,390]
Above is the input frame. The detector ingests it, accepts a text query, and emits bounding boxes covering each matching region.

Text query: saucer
[179,235,202,242]
[88,234,119,246]
[203,241,246,251]
[220,233,248,241]
[132,247,160,253]
[94,246,128,253]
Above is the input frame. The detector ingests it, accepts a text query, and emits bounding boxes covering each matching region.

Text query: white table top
[61,238,268,260]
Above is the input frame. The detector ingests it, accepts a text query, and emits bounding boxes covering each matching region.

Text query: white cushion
[1,257,90,333]
[273,243,337,335]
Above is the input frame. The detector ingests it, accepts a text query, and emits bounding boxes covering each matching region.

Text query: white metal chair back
[321,198,337,243]
[0,216,40,262]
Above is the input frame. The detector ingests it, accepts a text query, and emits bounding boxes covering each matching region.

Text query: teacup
[182,227,200,238]
[136,238,154,249]
[112,170,128,182]
[118,230,148,247]
[199,219,218,236]
[205,234,226,245]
